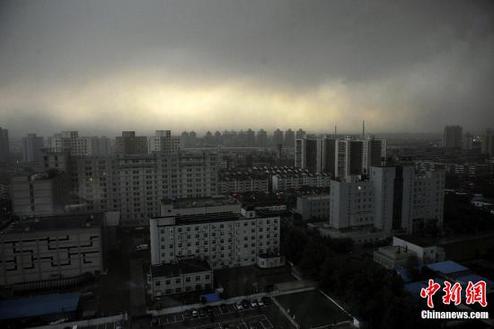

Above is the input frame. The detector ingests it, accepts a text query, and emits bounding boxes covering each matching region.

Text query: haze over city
[1,0,494,137]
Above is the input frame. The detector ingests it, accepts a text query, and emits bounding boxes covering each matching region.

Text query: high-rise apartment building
[284,129,295,148]
[0,127,9,163]
[443,125,463,149]
[22,133,44,163]
[272,129,284,146]
[481,128,494,157]
[148,130,180,154]
[256,129,268,147]
[37,150,219,225]
[114,131,148,155]
[295,135,385,178]
[329,165,445,235]
[47,131,111,156]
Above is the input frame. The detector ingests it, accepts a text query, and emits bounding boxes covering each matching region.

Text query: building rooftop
[394,234,438,248]
[162,196,239,208]
[3,213,103,234]
[151,259,211,277]
[426,261,470,275]
[175,212,242,225]
[0,293,80,320]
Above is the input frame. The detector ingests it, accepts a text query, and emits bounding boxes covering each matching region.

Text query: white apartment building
[10,171,68,218]
[149,209,281,269]
[400,166,445,233]
[295,194,330,221]
[330,176,375,230]
[0,214,103,290]
[329,165,445,235]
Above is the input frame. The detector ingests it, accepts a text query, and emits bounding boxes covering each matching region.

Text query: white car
[192,310,199,317]
[257,299,264,306]
[250,300,257,308]
[235,303,243,310]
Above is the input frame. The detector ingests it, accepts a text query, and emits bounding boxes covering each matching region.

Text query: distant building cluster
[295,135,386,178]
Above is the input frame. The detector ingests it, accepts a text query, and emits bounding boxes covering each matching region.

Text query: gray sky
[1,0,493,137]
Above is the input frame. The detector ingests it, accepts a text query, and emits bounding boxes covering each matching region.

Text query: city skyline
[1,0,494,136]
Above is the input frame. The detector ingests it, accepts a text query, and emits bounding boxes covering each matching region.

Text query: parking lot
[145,297,294,329]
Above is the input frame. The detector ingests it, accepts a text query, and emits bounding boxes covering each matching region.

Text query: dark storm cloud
[1,0,493,135]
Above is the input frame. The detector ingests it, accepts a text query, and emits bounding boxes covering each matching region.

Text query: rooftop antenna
[334,124,337,138]
[362,120,366,138]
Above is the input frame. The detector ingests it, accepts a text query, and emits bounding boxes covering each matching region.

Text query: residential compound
[295,135,386,178]
[0,214,103,290]
[40,151,219,225]
[328,165,445,239]
[218,169,269,194]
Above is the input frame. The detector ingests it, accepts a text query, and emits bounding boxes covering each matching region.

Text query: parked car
[250,300,258,308]
[192,309,199,318]
[235,303,243,311]
[257,299,264,306]
[241,299,250,309]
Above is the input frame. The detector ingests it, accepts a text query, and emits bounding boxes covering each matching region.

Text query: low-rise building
[392,235,445,265]
[373,245,416,270]
[148,259,213,297]
[0,214,103,290]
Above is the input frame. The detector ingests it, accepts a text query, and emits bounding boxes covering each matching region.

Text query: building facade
[149,209,281,269]
[295,135,386,178]
[0,127,9,163]
[10,171,68,218]
[148,259,213,297]
[0,214,103,289]
[295,194,330,221]
[329,165,445,235]
[22,133,44,163]
[37,151,220,225]
[443,125,463,149]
